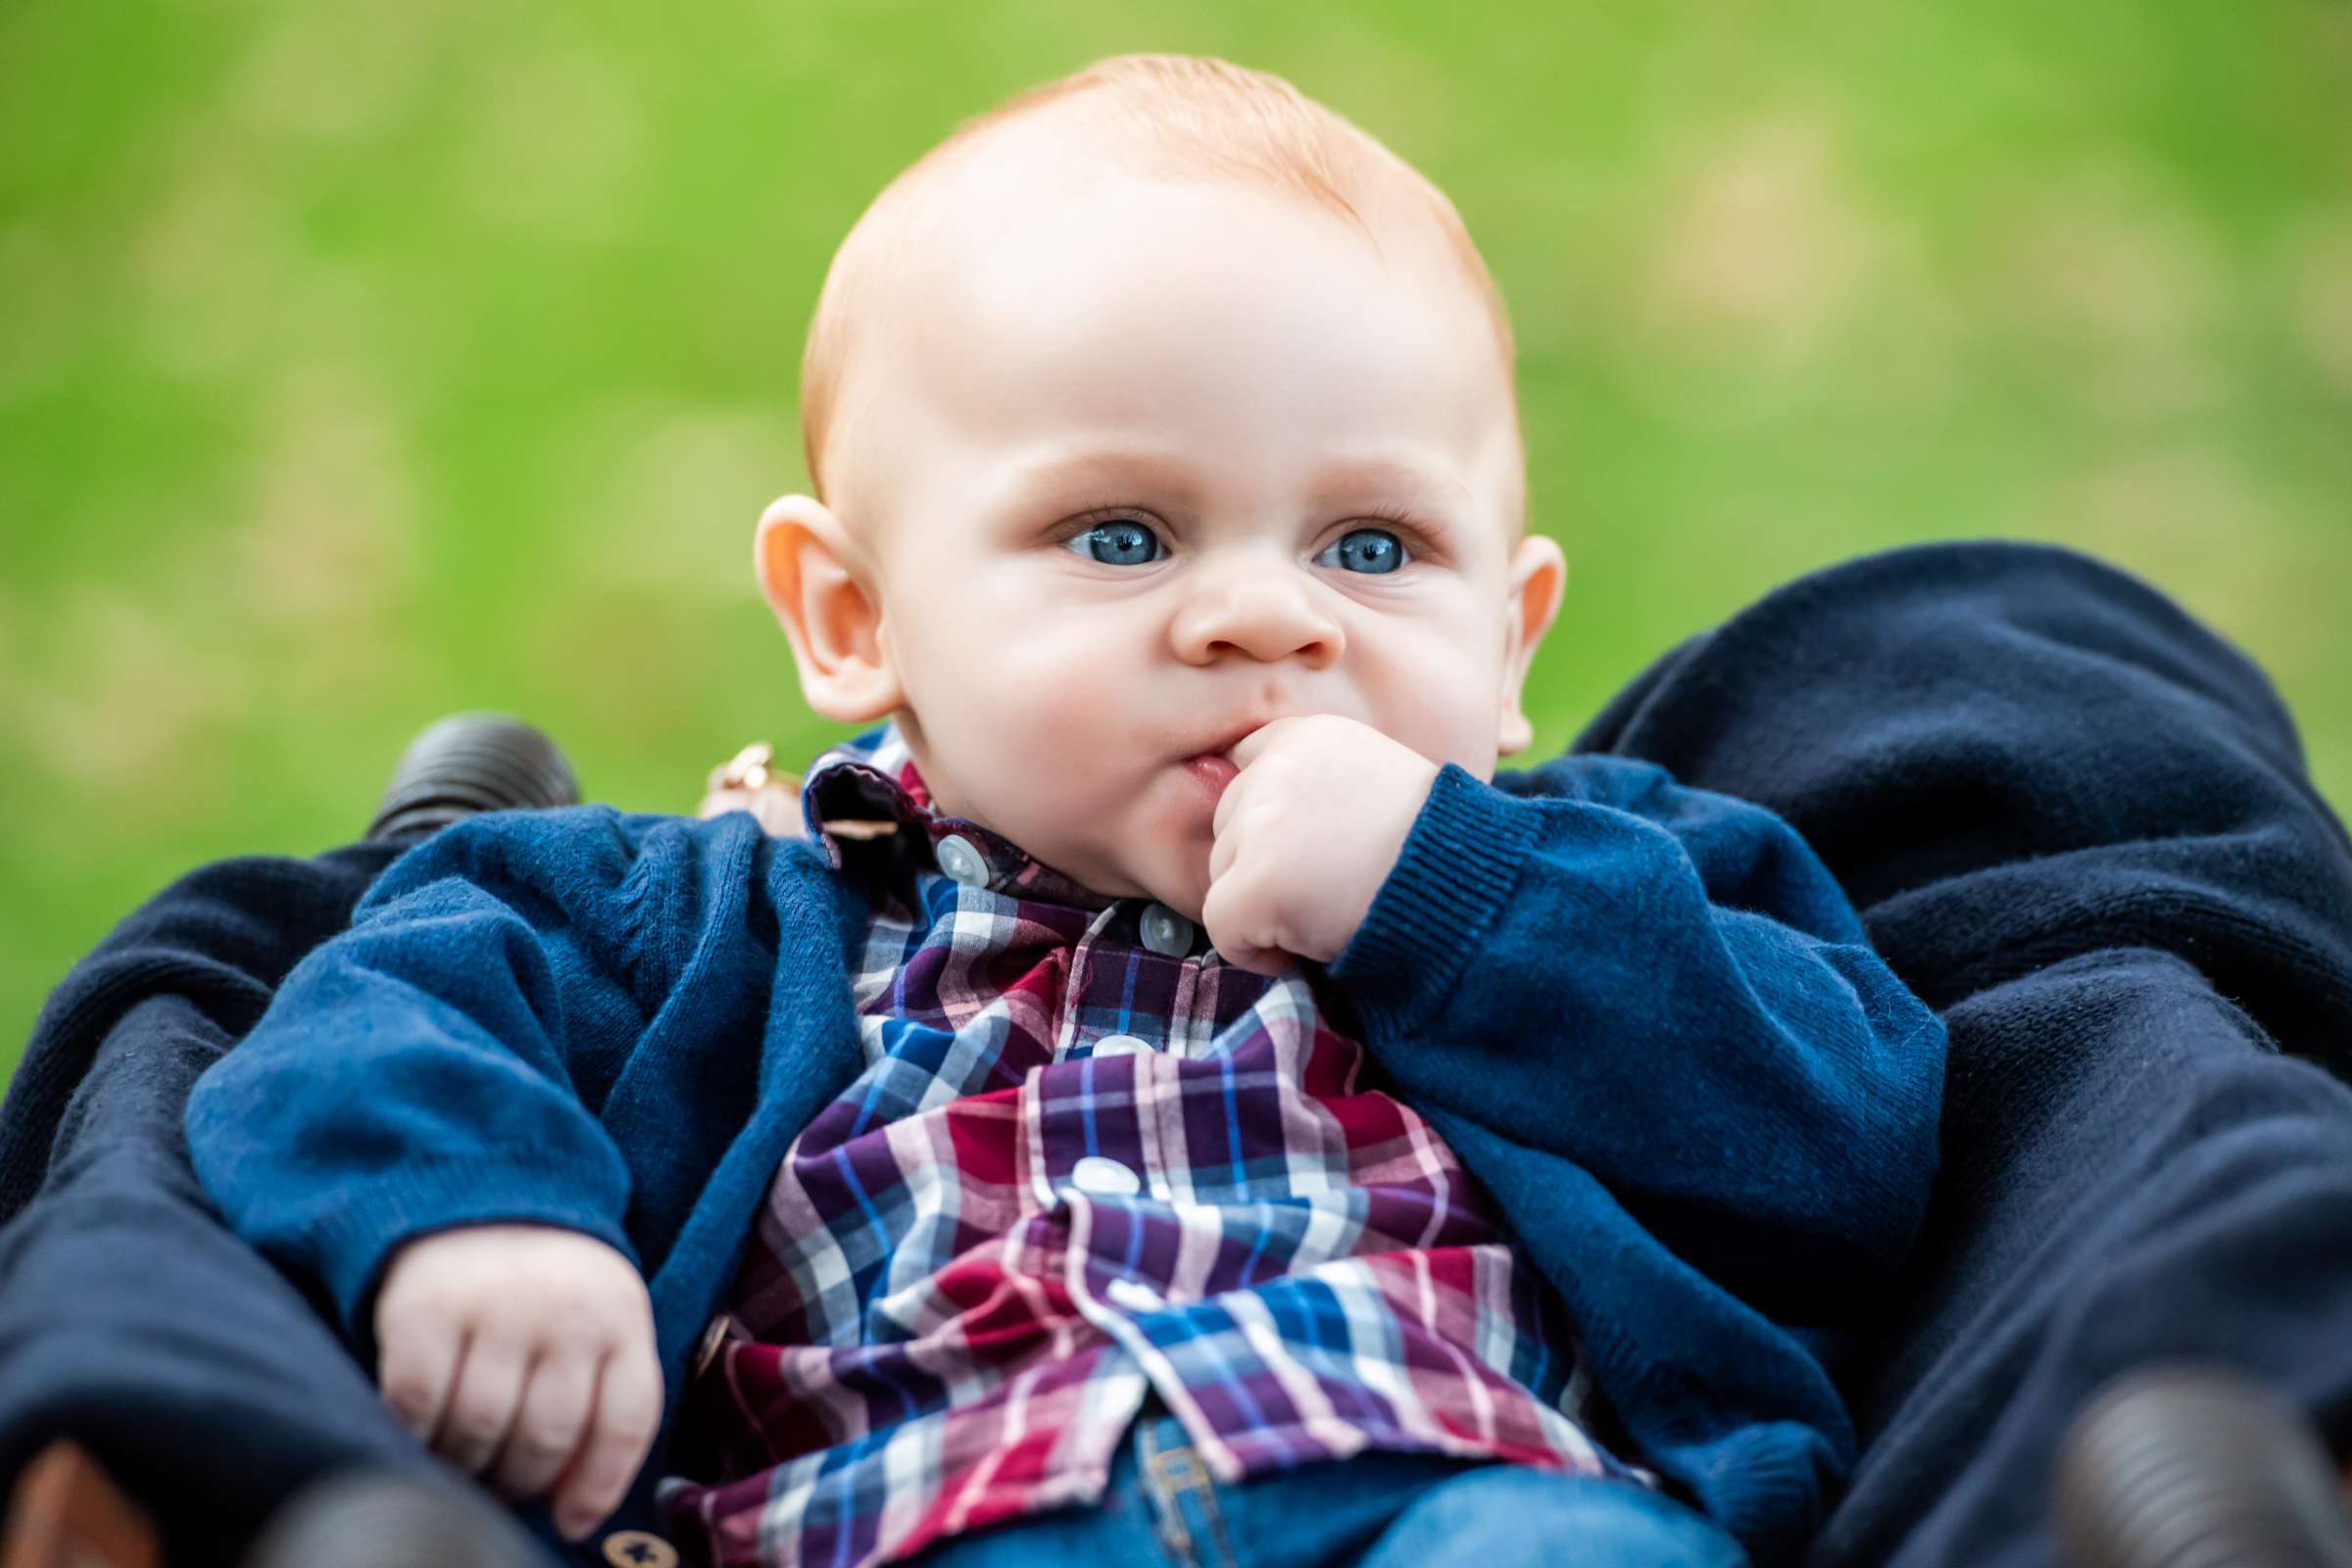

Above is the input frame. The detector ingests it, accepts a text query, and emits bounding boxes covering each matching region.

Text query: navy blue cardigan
[180,749,1944,1561]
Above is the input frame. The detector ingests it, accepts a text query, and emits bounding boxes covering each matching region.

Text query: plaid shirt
[658,721,1636,1567]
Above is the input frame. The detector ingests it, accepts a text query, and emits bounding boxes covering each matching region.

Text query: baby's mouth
[1183,753,1241,803]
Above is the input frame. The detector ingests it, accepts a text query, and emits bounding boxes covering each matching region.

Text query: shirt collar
[799,719,1118,911]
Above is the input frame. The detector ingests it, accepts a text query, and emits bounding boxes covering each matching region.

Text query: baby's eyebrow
[1004,447,1201,507]
[999,446,1472,520]
[1303,456,1475,514]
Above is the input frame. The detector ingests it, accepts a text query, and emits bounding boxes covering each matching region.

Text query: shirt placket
[1027,911,1211,1317]
[1028,917,1188,1198]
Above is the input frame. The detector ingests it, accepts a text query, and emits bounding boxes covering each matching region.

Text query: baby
[185,55,1943,1568]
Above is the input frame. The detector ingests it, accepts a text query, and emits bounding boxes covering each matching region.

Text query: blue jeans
[912,1410,1748,1568]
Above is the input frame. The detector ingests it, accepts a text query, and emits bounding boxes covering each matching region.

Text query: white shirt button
[1105,1277,1165,1313]
[1139,903,1193,956]
[1092,1033,1151,1058]
[934,833,990,887]
[1071,1154,1142,1196]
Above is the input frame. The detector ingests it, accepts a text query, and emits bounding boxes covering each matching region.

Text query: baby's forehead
[803,88,1520,520]
[903,178,1500,418]
[850,155,1500,428]
[915,116,1471,293]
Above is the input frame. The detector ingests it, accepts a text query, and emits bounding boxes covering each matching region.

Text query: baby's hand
[373,1222,662,1542]
[1202,714,1440,976]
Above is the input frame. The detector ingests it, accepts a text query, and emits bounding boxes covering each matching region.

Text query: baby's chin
[1084,850,1208,926]
[1082,838,1212,927]
[1146,877,1209,928]
[1144,818,1219,925]
[977,778,1214,921]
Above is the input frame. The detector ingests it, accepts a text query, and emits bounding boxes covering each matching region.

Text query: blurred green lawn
[4,2,2348,1081]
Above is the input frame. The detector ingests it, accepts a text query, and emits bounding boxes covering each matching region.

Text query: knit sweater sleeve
[1325,756,1946,1559]
[181,806,727,1339]
[1330,754,1943,1281]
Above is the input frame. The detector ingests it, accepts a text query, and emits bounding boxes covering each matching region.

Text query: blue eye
[1316,527,1406,575]
[1066,519,1163,566]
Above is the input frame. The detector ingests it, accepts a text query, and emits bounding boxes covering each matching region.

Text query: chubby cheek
[1354,619,1507,774]
[992,614,1132,754]
[904,601,1140,818]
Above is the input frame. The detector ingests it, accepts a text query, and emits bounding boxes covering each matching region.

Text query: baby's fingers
[378,1320,465,1446]
[490,1351,595,1502]
[551,1342,663,1542]
[1199,874,1294,978]
[437,1337,529,1477]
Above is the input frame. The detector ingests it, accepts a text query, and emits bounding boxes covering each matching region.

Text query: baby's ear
[1497,533,1567,758]
[755,495,903,723]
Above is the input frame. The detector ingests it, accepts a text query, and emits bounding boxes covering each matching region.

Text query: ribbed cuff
[309,1155,638,1338]
[1328,762,1544,1040]
[1675,1416,1838,1564]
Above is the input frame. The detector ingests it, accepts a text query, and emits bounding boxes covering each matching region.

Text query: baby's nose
[1170,568,1345,668]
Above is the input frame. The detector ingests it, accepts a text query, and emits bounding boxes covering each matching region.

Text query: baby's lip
[1188,753,1241,802]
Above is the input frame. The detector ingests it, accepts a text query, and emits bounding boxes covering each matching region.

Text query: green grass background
[4,2,2348,1081]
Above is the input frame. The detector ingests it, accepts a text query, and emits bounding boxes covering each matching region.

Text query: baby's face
[787,168,1560,924]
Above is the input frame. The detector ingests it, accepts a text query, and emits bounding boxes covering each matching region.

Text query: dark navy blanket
[6,539,2351,1567]
[1573,541,2352,1565]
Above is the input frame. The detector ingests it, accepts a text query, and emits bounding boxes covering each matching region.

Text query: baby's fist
[374,1222,662,1541]
[1201,714,1440,975]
